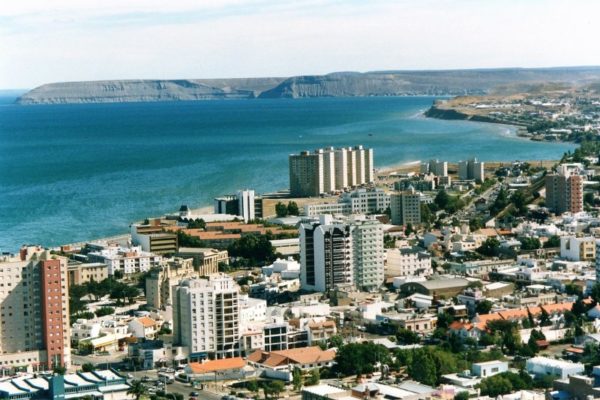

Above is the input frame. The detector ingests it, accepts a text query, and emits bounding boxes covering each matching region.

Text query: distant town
[4,109,600,400]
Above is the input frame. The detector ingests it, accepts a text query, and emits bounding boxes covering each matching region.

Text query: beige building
[68,262,109,286]
[390,191,421,226]
[145,257,198,309]
[0,246,71,371]
[546,172,583,215]
[176,247,228,275]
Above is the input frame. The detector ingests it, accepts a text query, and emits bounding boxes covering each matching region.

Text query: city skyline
[2,0,600,89]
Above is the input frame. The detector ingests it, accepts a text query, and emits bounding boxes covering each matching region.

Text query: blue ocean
[0,96,576,251]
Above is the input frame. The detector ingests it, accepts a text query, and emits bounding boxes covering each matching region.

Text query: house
[128,316,159,339]
[448,321,484,340]
[472,360,508,378]
[185,357,252,381]
[526,356,584,379]
[247,346,335,381]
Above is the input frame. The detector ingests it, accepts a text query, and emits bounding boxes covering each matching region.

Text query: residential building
[342,188,390,214]
[214,194,239,215]
[560,236,595,261]
[185,357,249,382]
[545,168,584,215]
[237,189,256,222]
[172,274,240,359]
[351,216,384,291]
[458,158,485,182]
[300,215,354,292]
[128,316,159,339]
[248,346,335,381]
[390,191,421,225]
[87,244,161,275]
[385,247,432,277]
[67,261,108,286]
[145,257,197,309]
[289,146,374,197]
[421,159,448,177]
[399,277,470,298]
[0,247,71,371]
[525,357,584,379]
[472,360,509,378]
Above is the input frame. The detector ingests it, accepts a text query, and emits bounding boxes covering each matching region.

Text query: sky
[1,0,599,89]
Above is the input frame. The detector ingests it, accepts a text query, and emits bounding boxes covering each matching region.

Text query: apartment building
[304,188,390,217]
[176,247,228,275]
[351,216,384,291]
[458,158,485,182]
[560,236,595,261]
[300,215,354,292]
[0,246,71,371]
[87,245,161,275]
[67,261,108,286]
[289,146,374,197]
[145,257,197,309]
[420,159,448,177]
[173,274,240,360]
[130,223,178,254]
[546,168,584,215]
[385,247,433,277]
[390,191,421,225]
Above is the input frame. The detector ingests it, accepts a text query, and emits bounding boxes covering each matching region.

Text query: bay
[0,96,576,251]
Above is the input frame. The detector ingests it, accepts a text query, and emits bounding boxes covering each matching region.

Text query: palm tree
[127,380,148,400]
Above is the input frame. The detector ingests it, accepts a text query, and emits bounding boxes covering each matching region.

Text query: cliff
[17,66,600,104]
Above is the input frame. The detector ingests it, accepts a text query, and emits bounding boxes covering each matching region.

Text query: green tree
[477,238,501,257]
[328,335,344,349]
[539,308,552,327]
[405,223,414,236]
[287,201,299,216]
[396,328,420,344]
[511,191,528,215]
[95,306,115,318]
[292,367,303,391]
[306,368,320,386]
[334,342,391,376]
[187,218,206,229]
[275,202,289,218]
[247,379,260,394]
[519,237,541,250]
[434,189,450,210]
[53,365,67,375]
[81,363,95,372]
[127,380,149,400]
[228,233,276,264]
[408,350,437,386]
[544,235,560,248]
[476,300,493,315]
[455,391,470,400]
[263,380,285,400]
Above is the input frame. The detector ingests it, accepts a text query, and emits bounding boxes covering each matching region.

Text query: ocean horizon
[0,96,576,252]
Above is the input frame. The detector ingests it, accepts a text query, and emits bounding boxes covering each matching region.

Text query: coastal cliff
[17,66,600,104]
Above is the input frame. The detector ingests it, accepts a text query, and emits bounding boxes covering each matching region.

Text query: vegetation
[519,237,541,250]
[477,371,533,397]
[227,233,276,264]
[275,201,300,217]
[127,380,149,400]
[477,238,501,257]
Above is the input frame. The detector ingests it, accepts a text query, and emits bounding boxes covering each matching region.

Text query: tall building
[0,246,70,371]
[546,170,583,215]
[595,240,600,284]
[300,215,354,292]
[421,159,448,177]
[289,146,374,197]
[351,216,384,291]
[458,158,485,182]
[237,189,256,223]
[289,151,324,197]
[299,215,384,292]
[214,195,239,215]
[390,191,421,225]
[172,274,240,360]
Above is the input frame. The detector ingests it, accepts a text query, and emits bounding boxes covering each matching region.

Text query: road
[129,369,224,400]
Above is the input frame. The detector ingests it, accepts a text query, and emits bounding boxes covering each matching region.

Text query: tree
[53,365,66,375]
[292,367,303,391]
[263,380,285,400]
[435,189,450,210]
[247,379,260,394]
[477,238,501,257]
[405,223,414,236]
[396,328,420,344]
[187,218,206,229]
[328,335,344,349]
[127,380,149,400]
[306,368,320,386]
[408,350,437,386]
[591,283,600,304]
[539,308,552,327]
[95,306,115,318]
[519,237,541,250]
[476,300,493,315]
[275,202,289,218]
[228,233,276,264]
[287,201,299,216]
[81,363,95,372]
[334,342,391,376]
[511,191,528,215]
[544,235,561,248]
[455,391,470,400]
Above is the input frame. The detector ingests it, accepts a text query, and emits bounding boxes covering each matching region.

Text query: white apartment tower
[289,146,374,197]
[237,189,256,223]
[458,158,485,182]
[0,247,71,371]
[351,216,384,291]
[173,274,240,359]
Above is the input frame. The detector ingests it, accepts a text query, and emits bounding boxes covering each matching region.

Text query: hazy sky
[1,0,599,89]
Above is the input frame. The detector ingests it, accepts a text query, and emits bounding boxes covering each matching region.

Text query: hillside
[16,67,600,104]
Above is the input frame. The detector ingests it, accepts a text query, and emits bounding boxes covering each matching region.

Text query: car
[190,391,200,398]
[141,376,151,382]
[126,373,134,379]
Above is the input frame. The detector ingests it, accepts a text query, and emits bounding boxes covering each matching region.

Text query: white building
[88,245,161,275]
[526,357,584,379]
[70,320,102,345]
[173,274,241,359]
[237,189,255,223]
[458,158,485,182]
[262,257,301,280]
[560,236,595,261]
[351,216,384,291]
[300,215,354,292]
[472,360,509,378]
[386,247,432,277]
